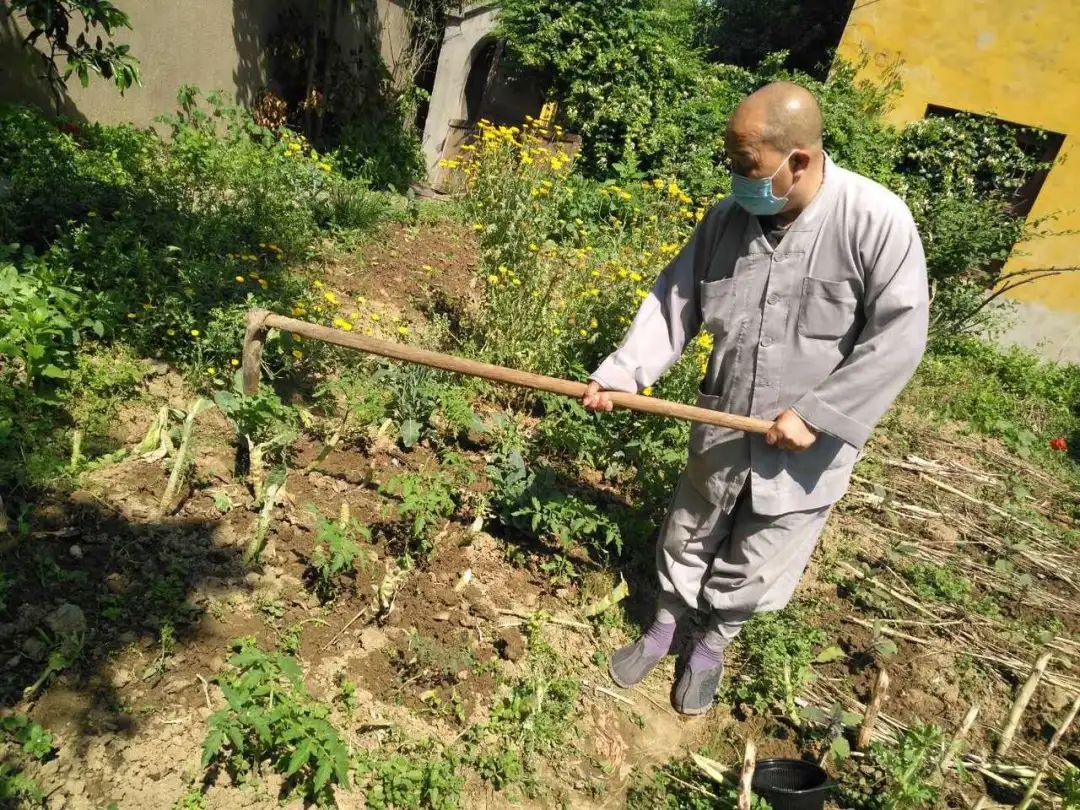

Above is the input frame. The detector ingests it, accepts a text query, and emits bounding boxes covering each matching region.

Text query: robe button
[760,335,774,347]
[766,293,779,305]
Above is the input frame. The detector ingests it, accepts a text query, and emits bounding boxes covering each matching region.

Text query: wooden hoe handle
[242,309,774,434]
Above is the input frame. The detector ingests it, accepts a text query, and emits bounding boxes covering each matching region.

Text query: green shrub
[335,95,427,192]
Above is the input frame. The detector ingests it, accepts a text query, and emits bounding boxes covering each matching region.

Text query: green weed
[725,605,826,721]
[839,723,946,810]
[354,741,464,810]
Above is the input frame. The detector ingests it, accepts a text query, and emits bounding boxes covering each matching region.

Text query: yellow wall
[837,0,1080,312]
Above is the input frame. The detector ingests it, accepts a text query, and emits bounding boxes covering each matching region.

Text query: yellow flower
[318,162,332,172]
[528,243,539,252]
[370,312,381,322]
[206,367,216,375]
[512,278,522,286]
[643,386,654,396]
[498,265,509,275]
[589,318,598,329]
[324,291,338,305]
[126,312,137,319]
[333,317,353,331]
[635,289,648,299]
[230,358,240,367]
[397,326,409,335]
[422,264,433,272]
[487,274,499,283]
[235,276,245,283]
[473,223,484,231]
[292,306,306,316]
[313,279,323,288]
[629,271,642,282]
[258,279,268,290]
[292,349,303,360]
[578,328,588,337]
[190,329,200,337]
[166,329,175,336]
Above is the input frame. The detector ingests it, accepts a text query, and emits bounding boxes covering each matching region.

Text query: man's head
[725,82,824,216]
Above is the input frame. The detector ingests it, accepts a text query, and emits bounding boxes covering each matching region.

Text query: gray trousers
[657,472,832,640]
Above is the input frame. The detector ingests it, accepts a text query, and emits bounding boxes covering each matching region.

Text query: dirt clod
[496,627,527,662]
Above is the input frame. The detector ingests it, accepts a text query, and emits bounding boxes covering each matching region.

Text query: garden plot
[1,215,1076,809]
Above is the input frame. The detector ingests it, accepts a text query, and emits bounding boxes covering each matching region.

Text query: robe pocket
[797,277,859,340]
[699,276,736,332]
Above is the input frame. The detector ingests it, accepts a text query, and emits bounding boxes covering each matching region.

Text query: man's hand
[582,380,614,412]
[765,409,817,451]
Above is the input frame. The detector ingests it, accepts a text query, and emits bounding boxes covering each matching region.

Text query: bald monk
[583,82,929,715]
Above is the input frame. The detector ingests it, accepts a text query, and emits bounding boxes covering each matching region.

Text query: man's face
[725,122,806,206]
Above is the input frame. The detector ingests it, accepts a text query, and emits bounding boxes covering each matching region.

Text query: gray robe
[592,156,929,517]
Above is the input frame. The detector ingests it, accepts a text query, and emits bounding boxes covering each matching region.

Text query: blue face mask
[730,151,796,216]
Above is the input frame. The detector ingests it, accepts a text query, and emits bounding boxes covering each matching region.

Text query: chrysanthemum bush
[446,118,719,519]
[452,117,711,403]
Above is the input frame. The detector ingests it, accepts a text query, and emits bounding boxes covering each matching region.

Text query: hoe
[240,308,774,435]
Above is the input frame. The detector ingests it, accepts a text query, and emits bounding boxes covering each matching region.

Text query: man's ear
[790,150,811,177]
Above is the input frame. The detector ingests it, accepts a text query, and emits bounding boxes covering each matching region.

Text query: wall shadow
[0,8,86,120]
[231,0,283,107]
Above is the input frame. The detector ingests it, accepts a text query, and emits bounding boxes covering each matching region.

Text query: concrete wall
[0,0,412,127]
[836,0,1080,318]
[420,2,499,175]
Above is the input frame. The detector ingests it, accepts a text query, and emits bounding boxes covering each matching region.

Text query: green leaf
[313,758,333,791]
[201,728,225,766]
[831,735,851,759]
[399,418,421,448]
[285,740,313,776]
[814,645,846,664]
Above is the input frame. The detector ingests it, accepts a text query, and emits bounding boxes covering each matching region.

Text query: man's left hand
[765,409,817,451]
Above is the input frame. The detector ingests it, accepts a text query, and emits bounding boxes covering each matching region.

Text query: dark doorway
[464,40,498,123]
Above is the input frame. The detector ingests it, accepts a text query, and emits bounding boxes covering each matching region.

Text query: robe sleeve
[589,204,727,393]
[790,205,929,447]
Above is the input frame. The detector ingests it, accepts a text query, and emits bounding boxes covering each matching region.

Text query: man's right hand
[582,380,614,412]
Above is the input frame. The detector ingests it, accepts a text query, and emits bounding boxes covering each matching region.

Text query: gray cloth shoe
[608,638,666,688]
[671,661,724,715]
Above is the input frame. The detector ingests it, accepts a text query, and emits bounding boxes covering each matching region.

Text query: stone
[925,523,960,544]
[111,668,132,689]
[1045,684,1074,712]
[68,544,83,560]
[105,572,128,594]
[163,677,190,695]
